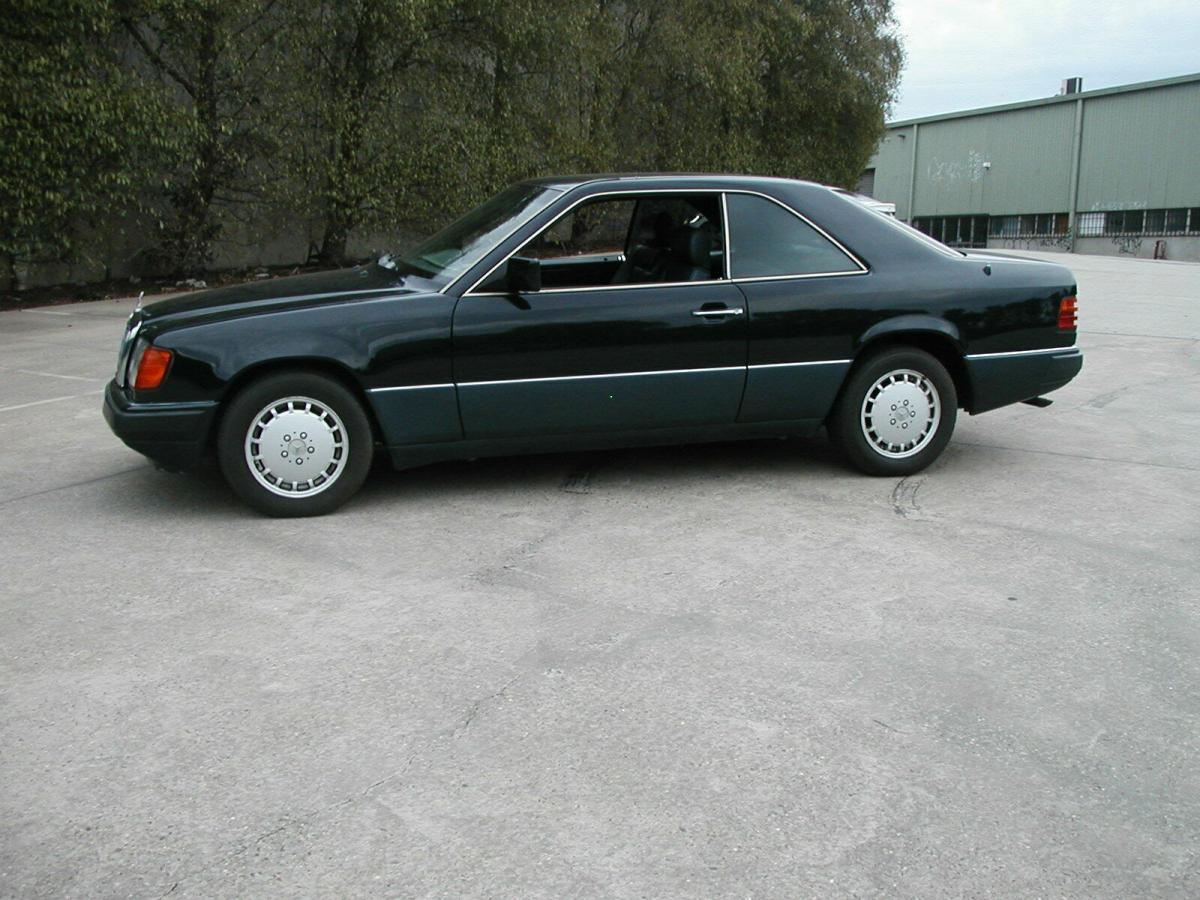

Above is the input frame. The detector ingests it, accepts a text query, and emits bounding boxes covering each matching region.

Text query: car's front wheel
[829,347,958,476]
[217,371,374,517]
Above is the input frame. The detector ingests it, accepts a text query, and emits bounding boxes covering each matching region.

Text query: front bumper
[103,380,219,470]
[965,346,1084,414]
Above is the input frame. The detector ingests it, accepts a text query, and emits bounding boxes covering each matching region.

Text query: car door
[726,191,871,425]
[452,192,748,439]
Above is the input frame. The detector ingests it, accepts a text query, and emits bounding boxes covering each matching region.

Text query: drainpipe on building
[906,123,920,224]
[1066,98,1084,253]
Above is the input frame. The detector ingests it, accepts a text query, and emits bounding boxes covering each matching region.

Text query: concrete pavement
[1,252,1197,897]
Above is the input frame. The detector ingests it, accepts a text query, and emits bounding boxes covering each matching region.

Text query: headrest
[670,226,712,268]
[648,211,675,247]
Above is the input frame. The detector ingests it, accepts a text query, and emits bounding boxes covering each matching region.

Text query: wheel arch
[211,357,384,452]
[851,317,970,410]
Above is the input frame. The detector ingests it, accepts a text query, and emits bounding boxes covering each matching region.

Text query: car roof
[520,173,832,193]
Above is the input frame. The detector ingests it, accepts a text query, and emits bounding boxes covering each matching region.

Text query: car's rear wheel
[829,347,958,476]
[217,371,374,516]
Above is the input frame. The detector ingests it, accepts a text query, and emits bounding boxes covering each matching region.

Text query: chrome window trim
[720,192,733,280]
[468,279,738,298]
[734,269,869,285]
[964,347,1079,360]
[465,266,869,297]
[458,187,868,298]
[726,191,868,279]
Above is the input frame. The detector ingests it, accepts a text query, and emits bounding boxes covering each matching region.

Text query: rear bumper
[965,346,1083,414]
[103,380,218,470]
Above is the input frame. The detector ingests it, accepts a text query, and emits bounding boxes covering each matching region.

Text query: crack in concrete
[161,672,525,895]
[954,440,1199,472]
[0,465,148,508]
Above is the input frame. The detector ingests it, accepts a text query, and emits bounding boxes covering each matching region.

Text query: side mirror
[506,256,541,293]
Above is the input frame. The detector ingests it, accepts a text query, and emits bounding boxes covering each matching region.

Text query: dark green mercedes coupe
[105,174,1083,516]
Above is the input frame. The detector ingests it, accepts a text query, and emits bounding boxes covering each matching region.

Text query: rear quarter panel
[738,186,1077,421]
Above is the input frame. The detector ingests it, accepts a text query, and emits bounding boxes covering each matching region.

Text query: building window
[987,213,1068,239]
[1104,210,1145,234]
[989,216,1018,237]
[1077,212,1105,236]
[911,216,987,248]
[1165,209,1188,233]
[1079,207,1200,236]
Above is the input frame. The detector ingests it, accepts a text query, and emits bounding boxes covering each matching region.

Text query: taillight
[1057,294,1078,331]
[132,346,173,390]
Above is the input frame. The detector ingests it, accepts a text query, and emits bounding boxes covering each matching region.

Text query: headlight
[115,318,141,387]
[127,339,173,391]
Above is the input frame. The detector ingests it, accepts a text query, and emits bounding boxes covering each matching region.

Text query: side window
[475,197,635,292]
[726,194,861,278]
[623,195,725,285]
[521,199,635,261]
[474,193,726,292]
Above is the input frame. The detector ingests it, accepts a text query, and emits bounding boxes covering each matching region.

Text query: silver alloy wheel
[244,396,348,498]
[860,368,941,459]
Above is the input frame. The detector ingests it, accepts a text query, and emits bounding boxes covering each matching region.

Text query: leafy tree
[0,0,176,290]
[3,0,902,290]
[119,0,289,274]
[277,0,485,266]
[459,0,900,188]
[750,0,904,186]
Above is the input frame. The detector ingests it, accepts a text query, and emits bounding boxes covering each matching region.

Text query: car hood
[136,264,431,327]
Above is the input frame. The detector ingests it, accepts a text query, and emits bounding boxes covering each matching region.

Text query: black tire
[217,371,374,517]
[829,347,958,476]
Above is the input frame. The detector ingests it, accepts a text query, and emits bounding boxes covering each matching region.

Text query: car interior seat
[611,212,674,284]
[662,225,714,282]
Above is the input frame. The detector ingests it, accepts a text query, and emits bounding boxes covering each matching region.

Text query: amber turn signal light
[133,347,173,390]
[1057,295,1078,331]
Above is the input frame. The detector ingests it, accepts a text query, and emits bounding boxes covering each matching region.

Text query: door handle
[691,307,744,317]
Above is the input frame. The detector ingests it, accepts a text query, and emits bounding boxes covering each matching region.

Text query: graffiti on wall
[1111,234,1143,254]
[1089,200,1147,212]
[995,229,1074,252]
[926,151,988,183]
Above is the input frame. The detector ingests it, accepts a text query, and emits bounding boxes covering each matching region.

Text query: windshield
[384,183,562,287]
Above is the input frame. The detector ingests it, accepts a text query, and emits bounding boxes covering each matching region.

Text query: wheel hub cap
[245,397,347,497]
[861,369,940,459]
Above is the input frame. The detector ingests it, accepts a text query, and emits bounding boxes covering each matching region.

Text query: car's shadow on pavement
[353,433,849,509]
[99,433,851,518]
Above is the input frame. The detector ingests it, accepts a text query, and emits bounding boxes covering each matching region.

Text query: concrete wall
[991,235,1200,262]
[16,213,412,291]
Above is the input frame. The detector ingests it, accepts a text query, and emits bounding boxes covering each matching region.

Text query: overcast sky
[890,0,1200,121]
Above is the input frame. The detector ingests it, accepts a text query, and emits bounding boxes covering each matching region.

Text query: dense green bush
[1,0,902,286]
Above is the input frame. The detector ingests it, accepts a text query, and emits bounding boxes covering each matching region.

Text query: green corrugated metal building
[861,72,1200,261]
